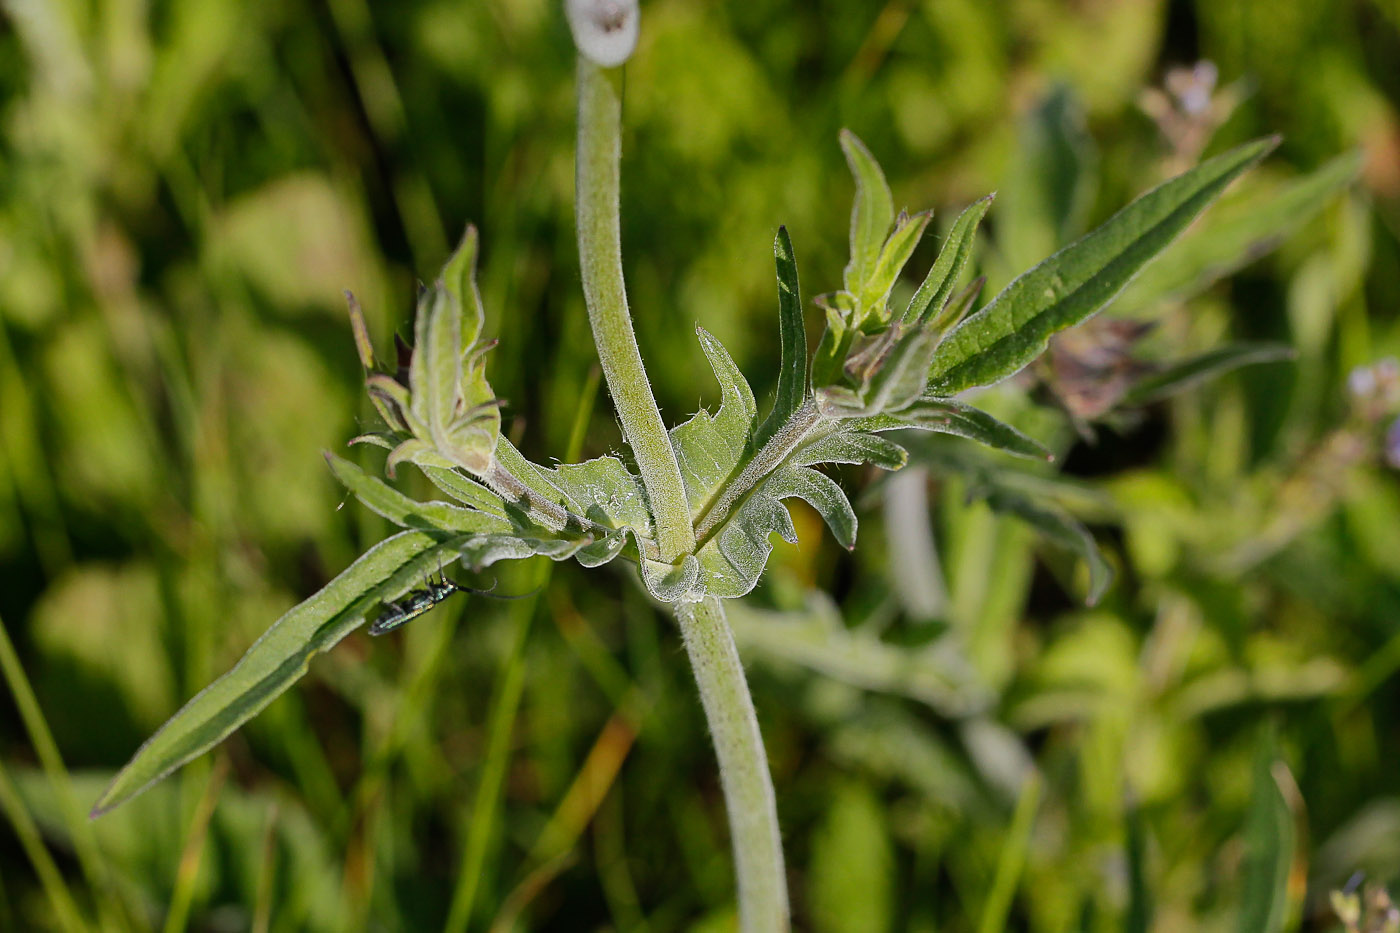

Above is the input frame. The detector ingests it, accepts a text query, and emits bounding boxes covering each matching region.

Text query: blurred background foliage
[1,0,1399,930]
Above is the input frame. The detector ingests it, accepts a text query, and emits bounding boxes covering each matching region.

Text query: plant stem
[575,58,694,562]
[675,597,789,932]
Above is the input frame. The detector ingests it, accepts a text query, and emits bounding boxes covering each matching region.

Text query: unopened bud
[566,0,639,67]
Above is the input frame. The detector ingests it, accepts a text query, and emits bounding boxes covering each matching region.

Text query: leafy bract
[927,137,1278,395]
[755,226,807,449]
[93,530,471,816]
[840,129,895,300]
[905,195,993,327]
[670,326,757,514]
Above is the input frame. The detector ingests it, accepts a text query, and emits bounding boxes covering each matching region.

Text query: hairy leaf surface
[94,531,471,815]
[927,137,1277,394]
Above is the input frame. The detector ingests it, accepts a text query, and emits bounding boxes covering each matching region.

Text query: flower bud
[566,0,639,67]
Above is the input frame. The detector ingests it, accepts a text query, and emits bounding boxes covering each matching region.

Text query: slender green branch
[675,597,789,932]
[693,399,823,545]
[575,58,695,561]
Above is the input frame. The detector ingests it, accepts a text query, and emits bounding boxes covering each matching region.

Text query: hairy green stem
[693,399,823,545]
[575,58,695,562]
[675,597,789,932]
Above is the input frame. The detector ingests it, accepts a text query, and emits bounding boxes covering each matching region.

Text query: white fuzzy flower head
[566,0,639,67]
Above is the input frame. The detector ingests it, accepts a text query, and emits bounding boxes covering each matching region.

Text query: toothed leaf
[670,328,758,514]
[547,455,653,534]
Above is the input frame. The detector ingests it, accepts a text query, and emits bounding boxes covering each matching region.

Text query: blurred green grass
[1,0,1399,930]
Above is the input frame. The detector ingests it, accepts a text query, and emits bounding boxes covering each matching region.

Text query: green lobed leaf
[325,453,511,535]
[1115,150,1362,315]
[1119,343,1294,408]
[755,226,808,449]
[906,195,994,327]
[699,431,898,597]
[93,531,471,816]
[547,455,653,534]
[670,327,758,515]
[840,129,895,297]
[927,137,1278,395]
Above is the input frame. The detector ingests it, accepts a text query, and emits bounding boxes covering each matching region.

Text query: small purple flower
[1386,416,1400,470]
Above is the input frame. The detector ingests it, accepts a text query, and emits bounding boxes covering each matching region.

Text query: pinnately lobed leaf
[93,531,471,816]
[927,137,1279,395]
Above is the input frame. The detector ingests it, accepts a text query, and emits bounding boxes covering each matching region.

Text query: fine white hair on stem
[566,0,639,67]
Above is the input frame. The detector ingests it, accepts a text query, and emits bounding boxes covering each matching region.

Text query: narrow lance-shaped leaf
[977,487,1113,605]
[927,137,1278,395]
[756,226,807,448]
[1238,729,1298,933]
[93,531,471,816]
[853,396,1052,462]
[905,195,994,326]
[857,210,931,321]
[840,129,895,295]
[1116,150,1361,315]
[1119,343,1294,408]
[345,291,376,369]
[442,224,486,351]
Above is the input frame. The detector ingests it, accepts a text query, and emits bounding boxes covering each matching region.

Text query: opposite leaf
[927,137,1278,395]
